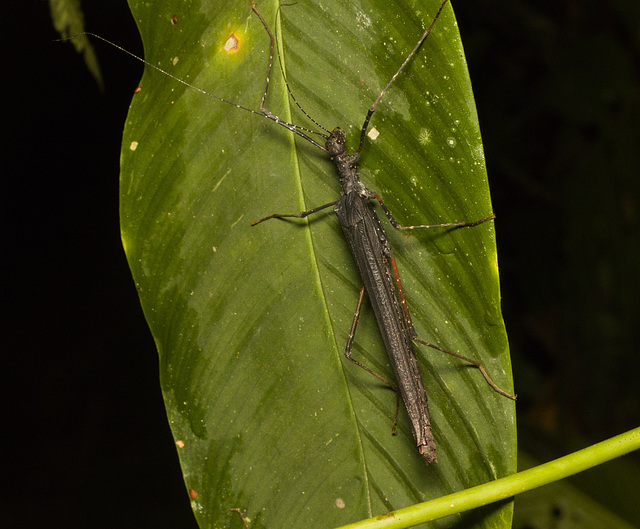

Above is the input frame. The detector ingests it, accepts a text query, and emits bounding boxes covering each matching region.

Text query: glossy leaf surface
[120,1,516,527]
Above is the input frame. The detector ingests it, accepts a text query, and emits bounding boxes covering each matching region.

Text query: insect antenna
[57,15,330,151]
[272,5,331,136]
[57,33,270,117]
[250,5,330,149]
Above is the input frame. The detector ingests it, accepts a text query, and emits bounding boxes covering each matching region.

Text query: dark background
[5,0,639,527]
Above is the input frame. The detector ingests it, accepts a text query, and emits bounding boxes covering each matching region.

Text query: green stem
[335,427,640,529]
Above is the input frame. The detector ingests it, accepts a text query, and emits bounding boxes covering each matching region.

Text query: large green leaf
[120,0,516,527]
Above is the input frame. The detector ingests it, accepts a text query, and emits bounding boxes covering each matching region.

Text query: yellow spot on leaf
[224,33,240,53]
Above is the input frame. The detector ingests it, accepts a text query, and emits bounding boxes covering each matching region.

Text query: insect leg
[374,192,496,231]
[251,201,337,226]
[386,238,517,401]
[345,285,400,434]
[229,508,250,529]
[251,4,329,150]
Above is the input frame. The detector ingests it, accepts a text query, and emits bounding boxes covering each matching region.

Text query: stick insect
[75,0,515,465]
[247,0,515,464]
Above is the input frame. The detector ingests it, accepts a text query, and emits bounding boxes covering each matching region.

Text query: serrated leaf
[120,1,516,528]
